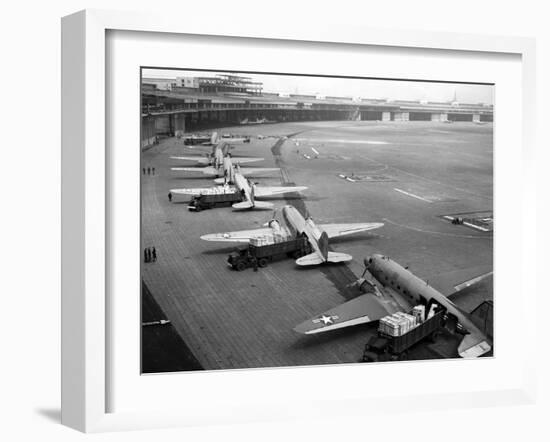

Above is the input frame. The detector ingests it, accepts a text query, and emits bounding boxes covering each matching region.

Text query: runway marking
[383,218,492,239]
[394,188,433,203]
[442,215,491,232]
[357,153,492,201]
[462,221,490,232]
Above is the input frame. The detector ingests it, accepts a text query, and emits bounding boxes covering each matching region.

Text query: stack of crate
[379,312,418,337]
[250,235,275,246]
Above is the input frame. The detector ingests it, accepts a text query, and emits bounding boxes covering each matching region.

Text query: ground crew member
[152,167,155,175]
[142,167,146,175]
[168,192,172,202]
[152,247,157,262]
[147,167,151,175]
[144,248,148,263]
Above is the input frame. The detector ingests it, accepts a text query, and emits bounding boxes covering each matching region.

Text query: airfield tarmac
[141,120,493,372]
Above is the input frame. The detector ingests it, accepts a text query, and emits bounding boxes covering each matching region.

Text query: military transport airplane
[183,131,250,147]
[200,205,384,265]
[171,133,260,168]
[172,156,280,184]
[170,168,306,210]
[294,254,492,358]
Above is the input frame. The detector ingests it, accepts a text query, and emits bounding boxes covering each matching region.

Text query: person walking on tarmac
[147,167,151,175]
[168,192,173,202]
[152,167,155,175]
[142,167,146,175]
[152,247,157,262]
[144,248,148,263]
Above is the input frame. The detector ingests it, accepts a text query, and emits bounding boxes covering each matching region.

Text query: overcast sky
[143,68,494,104]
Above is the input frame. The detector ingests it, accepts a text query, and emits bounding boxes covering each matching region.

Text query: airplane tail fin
[232,201,274,210]
[296,252,325,266]
[232,201,254,210]
[457,333,492,358]
[295,232,352,265]
[326,252,353,263]
[253,201,275,209]
[318,231,329,261]
[295,251,352,266]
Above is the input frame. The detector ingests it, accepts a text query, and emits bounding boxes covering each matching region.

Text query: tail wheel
[258,258,268,268]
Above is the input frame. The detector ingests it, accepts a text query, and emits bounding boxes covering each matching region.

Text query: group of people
[144,246,157,263]
[143,167,156,175]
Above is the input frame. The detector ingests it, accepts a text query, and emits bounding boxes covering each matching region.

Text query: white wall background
[0,1,547,440]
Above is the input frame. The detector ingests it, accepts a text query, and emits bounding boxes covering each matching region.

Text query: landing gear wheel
[235,261,246,271]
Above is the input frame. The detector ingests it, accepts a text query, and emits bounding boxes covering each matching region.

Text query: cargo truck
[188,191,243,211]
[362,307,445,362]
[227,236,311,271]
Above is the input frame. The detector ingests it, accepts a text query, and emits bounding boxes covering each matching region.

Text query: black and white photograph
[4,0,549,439]
[140,68,494,373]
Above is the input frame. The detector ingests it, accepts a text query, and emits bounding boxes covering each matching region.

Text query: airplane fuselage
[367,254,486,340]
[277,206,324,258]
[233,172,251,202]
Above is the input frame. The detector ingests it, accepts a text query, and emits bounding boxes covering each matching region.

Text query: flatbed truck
[227,237,311,271]
[188,191,243,211]
[362,308,445,362]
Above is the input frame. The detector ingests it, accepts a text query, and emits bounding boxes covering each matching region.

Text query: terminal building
[141,74,494,148]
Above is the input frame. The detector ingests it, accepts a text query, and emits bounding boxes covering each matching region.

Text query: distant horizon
[142,68,494,105]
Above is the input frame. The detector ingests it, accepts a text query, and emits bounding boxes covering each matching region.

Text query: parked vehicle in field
[227,237,311,271]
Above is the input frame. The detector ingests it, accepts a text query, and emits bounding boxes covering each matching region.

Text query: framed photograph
[62,9,537,432]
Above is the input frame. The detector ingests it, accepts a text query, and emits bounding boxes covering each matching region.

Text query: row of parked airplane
[170,132,307,210]
[168,132,492,358]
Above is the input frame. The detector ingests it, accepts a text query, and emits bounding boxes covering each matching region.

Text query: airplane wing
[295,267,414,334]
[458,331,492,358]
[171,166,218,176]
[170,156,210,165]
[317,222,384,238]
[200,227,275,243]
[426,265,493,298]
[253,186,307,198]
[238,167,280,176]
[229,157,264,165]
[294,290,403,334]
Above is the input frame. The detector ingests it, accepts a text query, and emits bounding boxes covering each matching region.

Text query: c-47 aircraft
[170,168,306,210]
[183,131,250,147]
[294,254,492,358]
[172,156,279,184]
[200,205,384,265]
[171,133,262,169]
